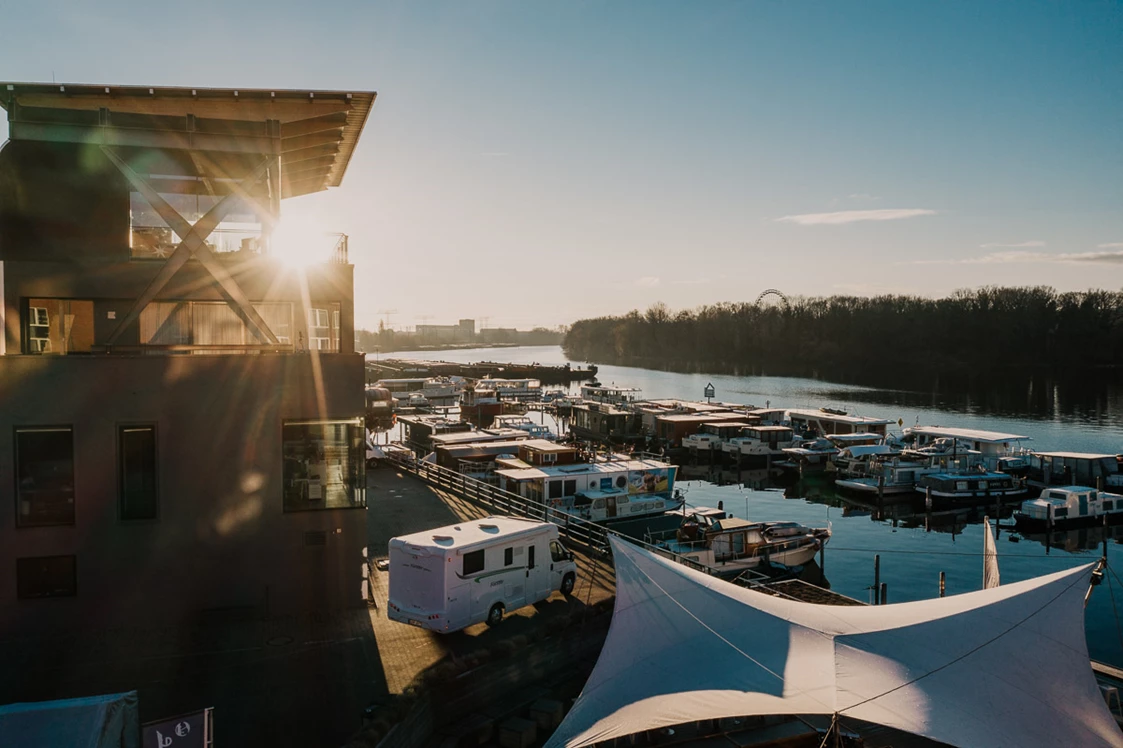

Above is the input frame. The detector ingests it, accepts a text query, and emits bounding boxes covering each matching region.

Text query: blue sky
[2,0,1121,329]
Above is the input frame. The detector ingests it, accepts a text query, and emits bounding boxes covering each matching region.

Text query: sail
[983,515,1000,589]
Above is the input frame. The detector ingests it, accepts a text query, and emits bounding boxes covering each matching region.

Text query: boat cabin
[569,401,637,442]
[398,414,474,454]
[682,421,753,449]
[916,471,1025,500]
[495,458,676,505]
[580,384,643,405]
[1029,452,1123,489]
[906,426,1029,470]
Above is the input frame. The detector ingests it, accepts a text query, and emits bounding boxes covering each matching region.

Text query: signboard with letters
[142,707,213,748]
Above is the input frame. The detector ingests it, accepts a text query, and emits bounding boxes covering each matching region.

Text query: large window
[119,425,158,521]
[25,299,95,354]
[17,556,77,599]
[139,301,293,349]
[130,190,264,259]
[282,419,366,511]
[15,427,75,527]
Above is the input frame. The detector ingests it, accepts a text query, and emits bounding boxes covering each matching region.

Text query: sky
[2,0,1121,330]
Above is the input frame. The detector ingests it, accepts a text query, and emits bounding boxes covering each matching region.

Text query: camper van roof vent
[432,535,455,545]
[478,523,500,533]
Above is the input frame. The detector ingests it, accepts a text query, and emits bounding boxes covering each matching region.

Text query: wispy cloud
[635,276,661,287]
[1098,242,1123,249]
[776,208,936,225]
[916,250,1123,266]
[979,240,1045,248]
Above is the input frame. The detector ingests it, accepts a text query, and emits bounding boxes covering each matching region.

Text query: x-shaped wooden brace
[102,147,280,346]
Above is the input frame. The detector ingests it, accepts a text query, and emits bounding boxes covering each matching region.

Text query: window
[15,427,75,527]
[282,419,366,511]
[17,556,77,599]
[119,425,157,520]
[563,479,577,497]
[550,540,568,563]
[139,301,293,349]
[307,304,341,351]
[463,549,484,575]
[1104,501,1114,511]
[504,547,514,566]
[25,300,95,354]
[548,481,563,500]
[1055,508,1069,517]
[129,190,263,259]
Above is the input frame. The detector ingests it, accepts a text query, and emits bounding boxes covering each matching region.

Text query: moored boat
[653,507,831,574]
[915,469,1027,502]
[1014,485,1123,530]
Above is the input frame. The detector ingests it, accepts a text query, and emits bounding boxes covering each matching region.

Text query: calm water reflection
[376,346,1123,665]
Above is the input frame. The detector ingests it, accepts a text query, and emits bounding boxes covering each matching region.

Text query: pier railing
[385,454,721,577]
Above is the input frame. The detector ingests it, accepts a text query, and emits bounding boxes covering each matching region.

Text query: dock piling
[939,571,946,598]
[873,554,881,605]
[880,582,888,604]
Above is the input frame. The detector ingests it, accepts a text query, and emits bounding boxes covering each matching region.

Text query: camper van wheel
[561,573,575,596]
[486,603,505,627]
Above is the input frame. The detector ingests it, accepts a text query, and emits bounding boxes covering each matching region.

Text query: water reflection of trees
[565,287,1123,421]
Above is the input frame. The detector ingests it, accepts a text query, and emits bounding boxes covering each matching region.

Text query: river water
[372,345,1123,665]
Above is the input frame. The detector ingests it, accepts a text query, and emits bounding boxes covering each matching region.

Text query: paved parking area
[365,467,616,694]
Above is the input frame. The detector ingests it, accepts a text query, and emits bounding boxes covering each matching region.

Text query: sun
[269,215,333,269]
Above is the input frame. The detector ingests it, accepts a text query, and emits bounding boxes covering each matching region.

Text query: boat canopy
[908,426,1030,443]
[544,537,1121,748]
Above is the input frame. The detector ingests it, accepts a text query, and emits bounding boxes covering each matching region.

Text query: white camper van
[387,517,579,633]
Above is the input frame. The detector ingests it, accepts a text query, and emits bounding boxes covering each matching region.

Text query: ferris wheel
[755,289,790,309]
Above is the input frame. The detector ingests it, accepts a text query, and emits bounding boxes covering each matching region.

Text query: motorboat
[831,444,899,478]
[835,457,938,495]
[722,425,796,462]
[1014,486,1123,530]
[654,507,830,574]
[490,414,556,440]
[682,421,752,452]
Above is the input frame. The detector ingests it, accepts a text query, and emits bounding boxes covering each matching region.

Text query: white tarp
[0,691,139,748]
[546,537,1123,748]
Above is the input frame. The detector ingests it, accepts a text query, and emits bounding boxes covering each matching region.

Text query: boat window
[1091,491,1099,500]
[616,476,627,489]
[1104,501,1114,511]
[548,481,563,500]
[1048,491,1067,500]
[593,499,605,510]
[956,481,969,491]
[563,479,577,497]
[1055,508,1069,518]
[463,550,485,575]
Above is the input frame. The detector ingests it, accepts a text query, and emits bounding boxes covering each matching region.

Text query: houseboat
[653,507,831,575]
[682,421,753,452]
[374,377,462,408]
[915,469,1028,502]
[569,401,638,444]
[580,383,643,405]
[494,457,681,523]
[490,414,556,440]
[831,444,900,478]
[1027,452,1123,490]
[474,377,543,403]
[788,408,894,438]
[903,426,1031,472]
[722,425,796,463]
[780,436,840,471]
[397,414,474,455]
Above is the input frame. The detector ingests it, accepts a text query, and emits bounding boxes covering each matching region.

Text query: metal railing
[386,454,720,577]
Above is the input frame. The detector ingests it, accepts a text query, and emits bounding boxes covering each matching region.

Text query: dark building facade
[0,83,375,632]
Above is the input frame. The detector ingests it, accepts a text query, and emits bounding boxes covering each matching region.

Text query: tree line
[562,287,1123,388]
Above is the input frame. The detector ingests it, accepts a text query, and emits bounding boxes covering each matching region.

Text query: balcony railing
[131,227,263,259]
[329,233,348,264]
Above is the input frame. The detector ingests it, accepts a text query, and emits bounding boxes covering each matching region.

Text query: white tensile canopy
[546,538,1123,748]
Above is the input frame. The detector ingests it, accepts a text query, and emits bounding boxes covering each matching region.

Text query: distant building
[416,318,475,343]
[0,82,375,632]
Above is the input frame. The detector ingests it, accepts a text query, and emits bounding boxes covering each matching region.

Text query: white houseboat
[580,383,643,406]
[495,457,681,523]
[722,425,796,462]
[831,444,900,478]
[682,421,753,452]
[1015,486,1123,530]
[904,426,1031,472]
[490,414,556,441]
[1027,452,1123,490]
[835,457,940,495]
[654,508,831,575]
[375,377,462,408]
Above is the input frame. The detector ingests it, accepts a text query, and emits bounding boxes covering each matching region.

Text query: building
[0,82,375,632]
[415,318,475,344]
